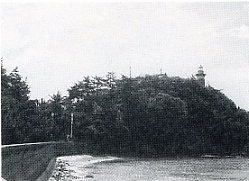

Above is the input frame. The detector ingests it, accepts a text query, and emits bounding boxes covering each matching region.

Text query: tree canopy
[2,63,249,157]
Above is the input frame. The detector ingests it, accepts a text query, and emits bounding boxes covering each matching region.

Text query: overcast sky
[1,2,249,110]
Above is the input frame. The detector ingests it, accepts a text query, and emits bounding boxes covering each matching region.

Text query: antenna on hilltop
[130,66,132,79]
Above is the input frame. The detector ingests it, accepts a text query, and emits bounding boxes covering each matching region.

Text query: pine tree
[1,64,30,144]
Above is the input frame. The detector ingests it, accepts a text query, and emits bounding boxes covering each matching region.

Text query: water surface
[49,155,249,181]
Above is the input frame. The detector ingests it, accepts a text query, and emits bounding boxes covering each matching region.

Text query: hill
[2,65,249,156]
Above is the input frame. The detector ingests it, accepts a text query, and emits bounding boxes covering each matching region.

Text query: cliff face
[1,142,83,181]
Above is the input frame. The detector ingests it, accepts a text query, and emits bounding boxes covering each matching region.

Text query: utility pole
[70,112,73,139]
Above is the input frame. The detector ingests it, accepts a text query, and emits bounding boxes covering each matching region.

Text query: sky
[1,2,249,110]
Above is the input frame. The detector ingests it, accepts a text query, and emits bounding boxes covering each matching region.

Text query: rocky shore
[48,159,76,181]
[48,155,121,181]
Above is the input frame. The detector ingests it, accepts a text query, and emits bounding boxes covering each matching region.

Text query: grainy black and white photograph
[1,2,249,181]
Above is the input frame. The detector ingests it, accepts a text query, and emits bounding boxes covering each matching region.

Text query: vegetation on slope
[2,63,249,156]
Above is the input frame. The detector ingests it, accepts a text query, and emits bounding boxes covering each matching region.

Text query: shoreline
[3,141,248,181]
[48,155,122,181]
[46,154,249,181]
[36,157,57,181]
[40,152,249,181]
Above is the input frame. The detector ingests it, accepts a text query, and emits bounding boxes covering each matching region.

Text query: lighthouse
[196,65,206,86]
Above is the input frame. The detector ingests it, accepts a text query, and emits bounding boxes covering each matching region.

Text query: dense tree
[48,92,70,140]
[2,62,249,156]
[65,73,249,156]
[2,64,60,144]
[1,65,31,144]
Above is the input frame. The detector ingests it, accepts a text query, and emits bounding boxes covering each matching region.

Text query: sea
[48,155,249,181]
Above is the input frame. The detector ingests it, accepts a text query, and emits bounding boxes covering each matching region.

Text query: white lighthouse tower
[196,65,206,86]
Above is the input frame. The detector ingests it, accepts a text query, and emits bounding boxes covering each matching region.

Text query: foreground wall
[1,142,83,181]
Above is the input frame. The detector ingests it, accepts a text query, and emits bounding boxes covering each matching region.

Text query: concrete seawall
[1,141,84,181]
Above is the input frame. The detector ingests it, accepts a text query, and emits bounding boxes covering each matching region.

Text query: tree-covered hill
[2,64,249,157]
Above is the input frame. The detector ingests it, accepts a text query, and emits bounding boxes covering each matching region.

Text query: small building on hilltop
[196,65,206,86]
